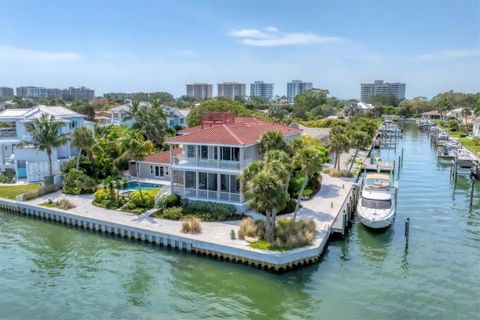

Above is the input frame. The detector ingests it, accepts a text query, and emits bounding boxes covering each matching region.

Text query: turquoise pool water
[123,181,164,191]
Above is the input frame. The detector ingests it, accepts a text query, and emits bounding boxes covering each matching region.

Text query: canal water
[1,122,478,319]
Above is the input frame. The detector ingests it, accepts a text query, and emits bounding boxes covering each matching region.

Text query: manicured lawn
[249,240,287,252]
[459,137,480,154]
[0,184,40,200]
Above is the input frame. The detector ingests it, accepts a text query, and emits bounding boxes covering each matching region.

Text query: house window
[155,166,160,177]
[160,167,164,176]
[208,173,217,191]
[230,175,240,193]
[150,166,153,174]
[232,147,239,161]
[187,145,195,158]
[199,172,207,190]
[201,146,208,159]
[185,171,196,188]
[220,174,229,192]
[221,147,231,160]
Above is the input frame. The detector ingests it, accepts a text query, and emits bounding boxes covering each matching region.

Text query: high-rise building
[16,86,48,98]
[62,86,95,100]
[287,80,313,104]
[47,88,63,98]
[0,87,14,97]
[186,83,213,100]
[217,82,246,100]
[250,81,274,100]
[360,80,406,102]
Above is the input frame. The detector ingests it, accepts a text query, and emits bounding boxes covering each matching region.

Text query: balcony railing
[173,186,241,203]
[174,155,252,170]
[0,128,17,138]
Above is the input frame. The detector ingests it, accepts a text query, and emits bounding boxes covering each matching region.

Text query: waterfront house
[161,112,302,210]
[129,148,181,180]
[473,118,480,137]
[421,111,441,120]
[94,101,187,128]
[0,105,89,181]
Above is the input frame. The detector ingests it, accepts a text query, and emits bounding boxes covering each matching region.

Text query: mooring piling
[405,218,410,250]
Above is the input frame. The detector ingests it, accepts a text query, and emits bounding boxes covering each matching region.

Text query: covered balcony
[171,145,253,171]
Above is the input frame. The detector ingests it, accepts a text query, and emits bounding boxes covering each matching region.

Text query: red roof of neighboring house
[168,116,302,145]
[142,148,181,164]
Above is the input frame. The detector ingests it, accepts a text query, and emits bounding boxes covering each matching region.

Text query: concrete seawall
[0,198,336,272]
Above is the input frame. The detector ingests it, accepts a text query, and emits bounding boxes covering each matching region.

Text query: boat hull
[356,205,395,229]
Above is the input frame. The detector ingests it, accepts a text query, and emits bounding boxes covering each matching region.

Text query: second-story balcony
[173,154,253,171]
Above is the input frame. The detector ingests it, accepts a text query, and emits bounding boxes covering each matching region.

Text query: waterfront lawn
[459,137,480,154]
[249,240,287,252]
[0,184,40,200]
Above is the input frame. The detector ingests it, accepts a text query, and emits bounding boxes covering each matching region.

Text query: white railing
[173,187,241,203]
[174,154,251,170]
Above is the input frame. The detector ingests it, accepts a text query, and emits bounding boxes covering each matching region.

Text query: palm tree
[292,147,325,219]
[240,169,289,242]
[23,114,68,183]
[264,150,291,191]
[462,107,472,126]
[328,126,350,170]
[71,127,94,169]
[348,130,371,171]
[259,130,288,154]
[124,100,141,122]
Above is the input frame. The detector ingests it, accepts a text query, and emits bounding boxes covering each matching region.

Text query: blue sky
[0,0,478,99]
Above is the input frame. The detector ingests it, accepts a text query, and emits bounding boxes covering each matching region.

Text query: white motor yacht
[357,173,396,229]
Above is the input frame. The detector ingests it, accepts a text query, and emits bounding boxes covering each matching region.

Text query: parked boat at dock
[357,173,396,229]
[416,118,433,129]
[455,148,476,168]
[437,139,460,159]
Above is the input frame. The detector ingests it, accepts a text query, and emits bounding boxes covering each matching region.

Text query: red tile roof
[167,117,302,145]
[142,148,181,164]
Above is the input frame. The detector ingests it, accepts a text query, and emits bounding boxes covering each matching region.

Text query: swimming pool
[123,181,164,191]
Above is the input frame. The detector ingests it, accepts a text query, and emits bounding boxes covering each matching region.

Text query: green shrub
[303,189,314,198]
[279,198,298,214]
[55,199,76,210]
[127,190,155,209]
[160,206,184,220]
[271,218,316,250]
[93,188,124,209]
[157,193,180,209]
[0,169,15,184]
[288,174,306,198]
[63,169,97,195]
[184,201,238,221]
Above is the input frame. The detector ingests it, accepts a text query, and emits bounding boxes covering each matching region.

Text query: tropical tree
[328,126,350,170]
[462,107,472,126]
[23,114,68,182]
[292,147,325,219]
[240,169,289,242]
[348,130,371,171]
[259,130,288,154]
[71,127,94,169]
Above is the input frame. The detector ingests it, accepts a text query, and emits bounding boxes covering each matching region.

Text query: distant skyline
[0,0,478,99]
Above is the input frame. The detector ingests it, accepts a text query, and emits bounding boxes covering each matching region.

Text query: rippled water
[1,122,479,319]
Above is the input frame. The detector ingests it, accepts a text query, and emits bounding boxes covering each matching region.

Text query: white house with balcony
[473,118,480,137]
[0,105,88,182]
[162,112,302,210]
[95,101,187,128]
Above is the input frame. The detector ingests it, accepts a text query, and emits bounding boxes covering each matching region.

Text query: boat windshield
[362,198,392,209]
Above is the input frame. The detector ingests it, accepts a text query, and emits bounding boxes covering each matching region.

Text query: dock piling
[470,178,475,209]
[405,218,410,250]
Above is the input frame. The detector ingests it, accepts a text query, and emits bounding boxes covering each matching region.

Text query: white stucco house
[143,112,303,210]
[0,105,90,182]
[95,101,187,128]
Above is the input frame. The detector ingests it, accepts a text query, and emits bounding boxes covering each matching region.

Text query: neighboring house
[421,111,441,120]
[163,112,302,210]
[357,102,375,111]
[95,102,187,128]
[473,118,480,137]
[129,148,182,180]
[0,105,87,182]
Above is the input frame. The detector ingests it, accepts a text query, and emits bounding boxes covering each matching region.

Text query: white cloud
[0,45,82,62]
[228,27,343,47]
[412,49,479,61]
[265,26,278,32]
[228,29,270,38]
